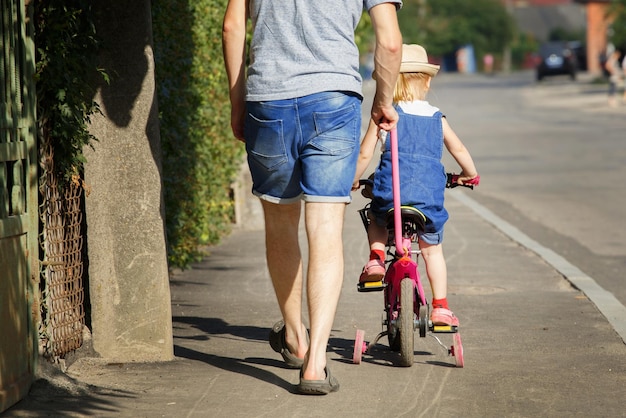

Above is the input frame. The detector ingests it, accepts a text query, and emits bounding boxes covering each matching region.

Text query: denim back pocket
[310,102,359,156]
[245,113,288,171]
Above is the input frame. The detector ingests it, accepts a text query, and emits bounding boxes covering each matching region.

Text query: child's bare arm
[352,119,380,190]
[442,117,479,184]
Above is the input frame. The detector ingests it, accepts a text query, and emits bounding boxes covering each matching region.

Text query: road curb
[450,191,626,345]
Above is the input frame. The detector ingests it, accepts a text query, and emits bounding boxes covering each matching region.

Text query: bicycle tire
[386,284,400,351]
[399,278,414,367]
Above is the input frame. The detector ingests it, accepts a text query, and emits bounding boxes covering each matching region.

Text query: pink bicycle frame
[388,128,427,307]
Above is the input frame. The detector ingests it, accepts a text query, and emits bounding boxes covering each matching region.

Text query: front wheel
[386,284,399,351]
[398,278,415,367]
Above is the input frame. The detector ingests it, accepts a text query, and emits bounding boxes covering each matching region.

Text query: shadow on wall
[92,0,165,185]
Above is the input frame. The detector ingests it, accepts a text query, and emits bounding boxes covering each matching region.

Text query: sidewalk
[5,186,626,417]
[5,74,626,417]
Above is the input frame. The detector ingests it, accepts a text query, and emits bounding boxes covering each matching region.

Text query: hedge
[152,0,244,268]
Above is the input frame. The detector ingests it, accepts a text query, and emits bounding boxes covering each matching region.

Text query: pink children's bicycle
[352,128,474,368]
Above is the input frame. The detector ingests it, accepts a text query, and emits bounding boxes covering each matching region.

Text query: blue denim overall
[370,106,449,234]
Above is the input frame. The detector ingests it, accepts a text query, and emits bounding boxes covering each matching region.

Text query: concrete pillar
[586,2,610,75]
[84,1,173,362]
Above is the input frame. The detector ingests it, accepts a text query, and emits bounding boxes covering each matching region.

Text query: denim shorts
[244,91,362,204]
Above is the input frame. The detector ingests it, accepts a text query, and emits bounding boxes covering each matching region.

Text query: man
[223,0,402,394]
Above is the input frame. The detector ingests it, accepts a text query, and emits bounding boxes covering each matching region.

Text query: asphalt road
[428,71,626,315]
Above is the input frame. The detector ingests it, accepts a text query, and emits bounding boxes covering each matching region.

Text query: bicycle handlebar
[446,173,480,190]
[358,179,373,187]
[358,174,479,190]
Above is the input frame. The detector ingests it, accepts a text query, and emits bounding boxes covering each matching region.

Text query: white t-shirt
[377,100,441,149]
[398,100,440,117]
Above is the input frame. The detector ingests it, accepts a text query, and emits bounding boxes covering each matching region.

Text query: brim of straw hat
[399,61,440,76]
[372,62,440,79]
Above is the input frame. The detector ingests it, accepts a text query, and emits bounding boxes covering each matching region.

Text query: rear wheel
[398,278,415,367]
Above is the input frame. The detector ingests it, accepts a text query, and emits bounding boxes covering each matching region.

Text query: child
[352,44,480,326]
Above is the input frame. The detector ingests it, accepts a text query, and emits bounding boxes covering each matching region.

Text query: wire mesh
[38,144,85,359]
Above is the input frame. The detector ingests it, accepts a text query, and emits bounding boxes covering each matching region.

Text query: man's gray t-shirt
[246,0,401,102]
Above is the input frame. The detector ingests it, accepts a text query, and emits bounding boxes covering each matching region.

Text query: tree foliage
[609,0,626,50]
[398,0,515,58]
[355,12,373,55]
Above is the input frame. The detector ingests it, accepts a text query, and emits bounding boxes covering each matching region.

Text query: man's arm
[222,0,248,141]
[369,3,402,131]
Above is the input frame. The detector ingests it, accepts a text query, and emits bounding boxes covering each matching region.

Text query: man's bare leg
[302,201,346,381]
[262,200,308,359]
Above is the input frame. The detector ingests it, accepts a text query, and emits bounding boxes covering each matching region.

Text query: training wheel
[353,329,366,364]
[452,332,464,368]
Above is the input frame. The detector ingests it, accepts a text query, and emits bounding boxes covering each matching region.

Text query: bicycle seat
[385,206,427,233]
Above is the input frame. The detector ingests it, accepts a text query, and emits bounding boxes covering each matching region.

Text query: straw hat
[372,44,440,79]
[399,44,439,76]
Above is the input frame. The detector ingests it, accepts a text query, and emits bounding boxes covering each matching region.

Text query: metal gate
[0,0,38,412]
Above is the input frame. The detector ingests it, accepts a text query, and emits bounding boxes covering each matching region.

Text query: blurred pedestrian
[605,49,623,107]
[622,51,626,103]
[483,53,494,74]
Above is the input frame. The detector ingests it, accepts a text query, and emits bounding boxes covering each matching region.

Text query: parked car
[536,41,578,81]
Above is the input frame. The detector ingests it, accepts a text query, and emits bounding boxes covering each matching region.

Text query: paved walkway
[6,187,626,417]
[4,74,626,417]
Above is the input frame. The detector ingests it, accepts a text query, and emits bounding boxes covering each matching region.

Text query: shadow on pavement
[2,363,135,417]
[173,344,296,394]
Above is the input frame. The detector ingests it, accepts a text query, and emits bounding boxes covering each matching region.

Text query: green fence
[0,0,38,412]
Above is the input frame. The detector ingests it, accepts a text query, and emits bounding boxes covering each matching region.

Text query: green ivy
[152,0,244,268]
[34,0,107,185]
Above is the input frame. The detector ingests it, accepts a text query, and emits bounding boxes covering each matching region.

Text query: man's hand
[371,102,399,131]
[230,103,245,142]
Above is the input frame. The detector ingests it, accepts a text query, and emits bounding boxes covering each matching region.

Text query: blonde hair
[394,72,431,102]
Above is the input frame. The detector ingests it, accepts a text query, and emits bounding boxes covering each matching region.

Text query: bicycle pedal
[431,325,458,333]
[357,281,386,292]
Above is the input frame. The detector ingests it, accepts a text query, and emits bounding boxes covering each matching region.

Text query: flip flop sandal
[297,366,340,395]
[269,320,305,369]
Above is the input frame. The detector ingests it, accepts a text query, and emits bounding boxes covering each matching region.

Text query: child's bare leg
[367,215,387,253]
[359,215,387,282]
[419,240,447,300]
[419,239,458,326]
